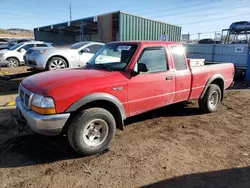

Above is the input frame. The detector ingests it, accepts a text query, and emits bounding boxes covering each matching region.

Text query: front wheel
[67,108,116,156]
[46,57,67,70]
[7,58,19,67]
[199,84,221,113]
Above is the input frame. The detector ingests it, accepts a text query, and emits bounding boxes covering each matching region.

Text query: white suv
[0,41,54,67]
[24,41,104,71]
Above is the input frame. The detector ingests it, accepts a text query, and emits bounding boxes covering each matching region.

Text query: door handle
[166,76,173,80]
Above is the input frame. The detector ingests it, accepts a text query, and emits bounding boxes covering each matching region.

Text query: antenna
[69,3,72,21]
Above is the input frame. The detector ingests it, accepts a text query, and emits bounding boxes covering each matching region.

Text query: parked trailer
[184,44,248,69]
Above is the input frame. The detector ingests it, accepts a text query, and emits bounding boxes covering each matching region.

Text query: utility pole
[197,32,201,41]
[214,31,217,44]
[69,3,72,21]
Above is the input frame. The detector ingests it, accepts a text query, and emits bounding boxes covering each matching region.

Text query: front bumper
[16,97,70,136]
[0,58,9,66]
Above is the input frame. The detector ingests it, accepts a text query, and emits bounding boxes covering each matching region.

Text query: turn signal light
[31,105,56,115]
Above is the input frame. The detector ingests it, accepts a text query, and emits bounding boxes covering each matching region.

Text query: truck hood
[21,68,126,95]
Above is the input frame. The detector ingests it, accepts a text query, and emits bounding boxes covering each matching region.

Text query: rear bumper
[24,54,47,70]
[16,97,70,136]
[25,61,45,70]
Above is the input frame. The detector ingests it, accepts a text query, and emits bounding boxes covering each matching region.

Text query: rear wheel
[46,57,67,70]
[67,108,116,156]
[199,84,221,113]
[7,58,19,67]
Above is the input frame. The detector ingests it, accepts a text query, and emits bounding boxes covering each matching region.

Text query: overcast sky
[0,0,249,39]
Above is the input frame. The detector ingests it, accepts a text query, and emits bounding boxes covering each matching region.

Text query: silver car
[0,41,53,67]
[229,21,250,31]
[24,41,104,71]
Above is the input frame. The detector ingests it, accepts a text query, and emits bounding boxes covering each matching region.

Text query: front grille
[19,85,34,109]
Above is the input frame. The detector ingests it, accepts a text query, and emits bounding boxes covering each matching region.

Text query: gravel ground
[0,72,250,188]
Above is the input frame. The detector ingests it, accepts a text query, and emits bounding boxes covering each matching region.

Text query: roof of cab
[109,41,181,45]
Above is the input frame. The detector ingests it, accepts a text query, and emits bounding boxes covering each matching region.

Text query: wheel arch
[6,56,20,63]
[200,74,225,101]
[65,93,126,130]
[46,55,69,68]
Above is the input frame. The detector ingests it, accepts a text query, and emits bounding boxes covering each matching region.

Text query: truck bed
[189,63,234,100]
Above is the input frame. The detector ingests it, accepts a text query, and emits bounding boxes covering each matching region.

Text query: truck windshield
[88,43,138,71]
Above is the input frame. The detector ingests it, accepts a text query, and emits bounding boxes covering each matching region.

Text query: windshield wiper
[96,64,113,72]
[86,62,114,72]
[87,63,113,72]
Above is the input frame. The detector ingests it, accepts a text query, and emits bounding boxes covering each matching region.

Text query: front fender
[66,92,126,120]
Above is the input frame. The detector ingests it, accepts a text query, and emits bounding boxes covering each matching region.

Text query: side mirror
[79,47,91,54]
[19,48,26,53]
[131,63,148,76]
[138,63,148,72]
[83,47,91,52]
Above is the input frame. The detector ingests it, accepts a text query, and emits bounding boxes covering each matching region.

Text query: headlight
[32,94,44,106]
[31,94,56,115]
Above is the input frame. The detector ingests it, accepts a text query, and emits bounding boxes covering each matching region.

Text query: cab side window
[138,47,167,73]
[170,46,187,70]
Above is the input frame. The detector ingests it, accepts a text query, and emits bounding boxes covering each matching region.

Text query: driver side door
[128,47,175,116]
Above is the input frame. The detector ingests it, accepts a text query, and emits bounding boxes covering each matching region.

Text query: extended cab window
[170,46,187,70]
[138,47,167,73]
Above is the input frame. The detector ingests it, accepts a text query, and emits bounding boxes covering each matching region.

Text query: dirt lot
[0,70,250,188]
[0,66,33,106]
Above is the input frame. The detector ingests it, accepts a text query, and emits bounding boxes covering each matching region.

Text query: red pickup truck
[16,41,234,156]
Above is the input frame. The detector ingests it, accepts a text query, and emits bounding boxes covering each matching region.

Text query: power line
[158,4,250,20]
[141,0,245,19]
[0,0,246,25]
[180,12,250,25]
[1,1,69,12]
[188,31,221,35]
[0,11,56,20]
[129,0,218,14]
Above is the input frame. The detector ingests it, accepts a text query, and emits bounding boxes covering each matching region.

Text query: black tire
[67,108,116,156]
[7,57,19,67]
[46,57,67,71]
[198,84,221,113]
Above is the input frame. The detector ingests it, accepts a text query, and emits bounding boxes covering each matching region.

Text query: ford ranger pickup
[15,41,234,156]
